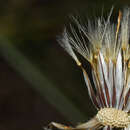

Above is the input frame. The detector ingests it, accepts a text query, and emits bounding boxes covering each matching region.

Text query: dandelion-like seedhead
[46,8,130,130]
[58,8,130,130]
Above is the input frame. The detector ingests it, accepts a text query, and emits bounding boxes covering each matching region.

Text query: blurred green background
[0,0,130,130]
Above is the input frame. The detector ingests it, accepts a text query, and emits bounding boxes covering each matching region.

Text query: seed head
[96,108,130,128]
[57,7,130,130]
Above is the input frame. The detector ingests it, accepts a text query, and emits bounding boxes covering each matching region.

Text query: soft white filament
[58,8,130,130]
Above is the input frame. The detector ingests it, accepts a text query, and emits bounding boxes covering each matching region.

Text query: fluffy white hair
[58,8,130,130]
